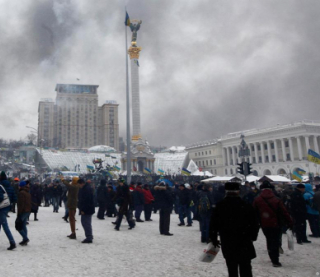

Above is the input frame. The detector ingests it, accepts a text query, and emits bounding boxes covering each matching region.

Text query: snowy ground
[0,207,319,277]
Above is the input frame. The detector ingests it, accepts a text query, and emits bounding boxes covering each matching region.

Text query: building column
[254,143,259,164]
[267,141,272,163]
[237,146,241,163]
[297,136,303,160]
[281,139,286,162]
[248,143,253,163]
[313,135,319,153]
[274,140,279,163]
[226,147,230,166]
[289,138,294,161]
[232,146,236,166]
[260,142,265,164]
[222,147,227,166]
[305,136,310,155]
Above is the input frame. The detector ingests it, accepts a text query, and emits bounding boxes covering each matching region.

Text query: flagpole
[125,7,132,184]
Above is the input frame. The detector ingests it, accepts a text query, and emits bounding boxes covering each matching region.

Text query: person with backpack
[197,184,214,243]
[0,171,17,250]
[253,181,293,267]
[304,183,320,238]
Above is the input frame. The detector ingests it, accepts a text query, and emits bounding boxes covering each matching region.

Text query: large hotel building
[38,84,119,150]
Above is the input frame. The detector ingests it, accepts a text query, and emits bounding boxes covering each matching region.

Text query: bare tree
[26,133,37,145]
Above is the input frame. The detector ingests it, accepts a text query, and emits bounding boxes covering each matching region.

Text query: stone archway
[277,168,287,175]
[253,170,258,176]
[264,169,271,175]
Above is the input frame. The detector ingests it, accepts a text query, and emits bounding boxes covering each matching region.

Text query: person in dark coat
[290,183,310,244]
[10,177,20,213]
[154,182,174,236]
[0,171,17,250]
[209,182,259,277]
[51,181,62,213]
[242,183,260,205]
[113,180,135,231]
[197,184,214,243]
[133,183,145,222]
[177,184,192,226]
[96,179,108,220]
[17,181,32,246]
[253,181,293,267]
[78,179,95,243]
[106,185,116,217]
[30,182,42,221]
[64,177,79,239]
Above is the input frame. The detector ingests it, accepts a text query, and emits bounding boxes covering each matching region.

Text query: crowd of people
[0,171,319,277]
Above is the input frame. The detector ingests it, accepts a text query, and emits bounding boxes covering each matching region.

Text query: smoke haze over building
[0,0,319,146]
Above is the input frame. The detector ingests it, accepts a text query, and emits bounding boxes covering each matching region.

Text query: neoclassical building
[186,121,320,177]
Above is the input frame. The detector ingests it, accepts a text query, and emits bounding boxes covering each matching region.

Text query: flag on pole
[113,165,121,172]
[308,149,320,165]
[143,167,152,174]
[106,171,113,178]
[292,171,302,182]
[125,11,131,26]
[181,167,191,176]
[158,169,165,175]
[87,165,94,170]
[296,168,306,175]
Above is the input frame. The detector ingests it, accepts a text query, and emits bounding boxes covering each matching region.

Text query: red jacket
[142,189,154,204]
[253,189,293,229]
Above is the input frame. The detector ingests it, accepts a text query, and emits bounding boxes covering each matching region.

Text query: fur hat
[225,182,240,191]
[260,180,272,190]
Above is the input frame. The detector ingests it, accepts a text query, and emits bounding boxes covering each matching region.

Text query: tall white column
[297,136,303,160]
[226,147,230,166]
[261,142,265,164]
[305,136,310,154]
[274,140,279,163]
[254,143,259,164]
[281,139,286,162]
[237,146,241,163]
[267,141,272,163]
[222,148,226,166]
[289,138,294,161]
[313,136,319,153]
[232,146,236,166]
[248,143,253,163]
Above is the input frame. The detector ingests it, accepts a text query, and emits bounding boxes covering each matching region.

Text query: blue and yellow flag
[308,149,320,165]
[292,171,302,182]
[113,165,121,172]
[181,167,191,176]
[143,167,152,174]
[125,12,130,26]
[296,168,306,175]
[158,169,165,175]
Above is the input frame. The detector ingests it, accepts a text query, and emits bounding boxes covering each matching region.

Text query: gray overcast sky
[0,0,319,146]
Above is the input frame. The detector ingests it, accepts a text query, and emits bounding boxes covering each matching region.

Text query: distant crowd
[0,171,319,277]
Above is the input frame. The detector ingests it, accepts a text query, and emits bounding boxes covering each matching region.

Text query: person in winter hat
[62,177,79,239]
[304,183,320,237]
[210,182,259,277]
[290,183,309,244]
[0,171,17,250]
[253,180,293,267]
[17,181,31,246]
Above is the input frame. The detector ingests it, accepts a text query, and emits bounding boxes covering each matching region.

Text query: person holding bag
[0,171,17,250]
[253,180,293,267]
[17,181,31,246]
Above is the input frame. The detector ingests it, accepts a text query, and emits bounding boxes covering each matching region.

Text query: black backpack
[198,194,211,215]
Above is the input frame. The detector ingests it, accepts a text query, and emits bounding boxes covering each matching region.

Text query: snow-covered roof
[88,145,116,153]
[153,152,189,174]
[246,175,260,182]
[38,148,121,173]
[191,170,214,177]
[259,175,291,182]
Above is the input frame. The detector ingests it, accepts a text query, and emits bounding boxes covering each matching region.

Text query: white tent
[186,159,214,177]
[201,176,242,183]
[246,175,260,182]
[258,175,291,183]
